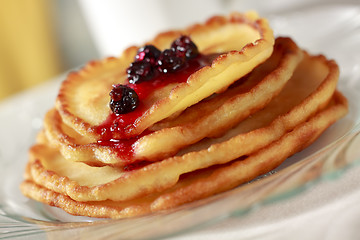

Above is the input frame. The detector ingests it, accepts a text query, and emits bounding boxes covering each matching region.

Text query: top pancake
[56,12,274,140]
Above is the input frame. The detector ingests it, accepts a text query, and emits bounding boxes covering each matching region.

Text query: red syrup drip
[95,54,217,164]
[97,137,137,161]
[123,160,151,171]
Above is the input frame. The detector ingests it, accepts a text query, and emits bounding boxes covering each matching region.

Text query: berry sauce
[97,53,215,141]
[95,36,218,167]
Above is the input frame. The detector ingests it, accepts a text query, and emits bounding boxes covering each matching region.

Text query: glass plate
[1,3,360,239]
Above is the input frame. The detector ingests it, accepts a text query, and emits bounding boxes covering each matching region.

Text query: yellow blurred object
[0,0,61,101]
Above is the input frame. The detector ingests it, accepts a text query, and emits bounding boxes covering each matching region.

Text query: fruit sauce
[95,36,217,168]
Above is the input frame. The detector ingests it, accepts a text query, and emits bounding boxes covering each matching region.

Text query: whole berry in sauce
[135,45,161,65]
[171,35,199,59]
[127,61,155,84]
[109,85,139,114]
[157,49,185,73]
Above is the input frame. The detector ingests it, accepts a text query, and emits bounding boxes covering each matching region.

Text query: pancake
[55,12,274,140]
[20,11,348,219]
[44,37,302,165]
[24,52,341,203]
[20,91,348,218]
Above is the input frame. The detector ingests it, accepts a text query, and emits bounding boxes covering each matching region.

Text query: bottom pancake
[20,91,348,218]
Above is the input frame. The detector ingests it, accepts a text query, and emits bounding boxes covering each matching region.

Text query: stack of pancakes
[20,12,348,219]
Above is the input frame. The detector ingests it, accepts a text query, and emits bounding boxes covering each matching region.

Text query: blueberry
[127,61,155,84]
[157,49,185,73]
[171,35,199,59]
[135,45,161,65]
[109,85,139,114]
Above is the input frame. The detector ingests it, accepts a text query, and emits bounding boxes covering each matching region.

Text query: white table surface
[170,163,360,240]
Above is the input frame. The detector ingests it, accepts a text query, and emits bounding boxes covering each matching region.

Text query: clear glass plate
[1,3,360,239]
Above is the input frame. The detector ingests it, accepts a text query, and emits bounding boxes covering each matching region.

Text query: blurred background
[0,0,350,102]
[0,0,98,101]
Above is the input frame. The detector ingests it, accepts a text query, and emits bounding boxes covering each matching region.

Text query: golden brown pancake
[20,11,348,219]
[20,91,348,218]
[24,51,342,203]
[43,37,302,166]
[55,12,274,140]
